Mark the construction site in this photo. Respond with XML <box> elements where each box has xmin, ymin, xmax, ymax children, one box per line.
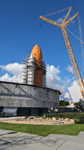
<box><xmin>0</xmin><ymin>44</ymin><xmax>60</xmax><ymax>116</ymax></box>
<box><xmin>0</xmin><ymin>6</ymin><xmax>84</xmax><ymax>116</ymax></box>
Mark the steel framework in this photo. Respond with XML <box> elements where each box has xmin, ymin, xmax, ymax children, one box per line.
<box><xmin>39</xmin><ymin>6</ymin><xmax>84</xmax><ymax>99</ymax></box>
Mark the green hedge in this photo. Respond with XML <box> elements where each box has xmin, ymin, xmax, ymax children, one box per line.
<box><xmin>42</xmin><ymin>112</ymin><xmax>84</xmax><ymax>119</ymax></box>
<box><xmin>75</xmin><ymin>114</ymin><xmax>84</xmax><ymax>124</ymax></box>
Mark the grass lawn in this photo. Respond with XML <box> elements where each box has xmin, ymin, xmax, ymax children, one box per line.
<box><xmin>0</xmin><ymin>122</ymin><xmax>84</xmax><ymax>136</ymax></box>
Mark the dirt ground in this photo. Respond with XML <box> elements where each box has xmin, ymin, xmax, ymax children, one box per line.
<box><xmin>0</xmin><ymin>118</ymin><xmax>74</xmax><ymax>125</ymax></box>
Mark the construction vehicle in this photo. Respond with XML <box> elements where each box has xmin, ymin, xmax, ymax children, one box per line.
<box><xmin>39</xmin><ymin>6</ymin><xmax>84</xmax><ymax>100</ymax></box>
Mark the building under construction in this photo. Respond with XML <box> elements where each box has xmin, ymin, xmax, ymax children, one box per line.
<box><xmin>0</xmin><ymin>45</ymin><xmax>60</xmax><ymax>116</ymax></box>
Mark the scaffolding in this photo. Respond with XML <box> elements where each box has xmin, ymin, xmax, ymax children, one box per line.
<box><xmin>42</xmin><ymin>60</ymin><xmax>46</xmax><ymax>87</ymax></box>
<box><xmin>22</xmin><ymin>55</ymin><xmax>46</xmax><ymax>87</ymax></box>
<box><xmin>22</xmin><ymin>56</ymin><xmax>29</xmax><ymax>84</ymax></box>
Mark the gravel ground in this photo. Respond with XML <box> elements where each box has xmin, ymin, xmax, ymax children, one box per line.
<box><xmin>0</xmin><ymin>118</ymin><xmax>74</xmax><ymax>125</ymax></box>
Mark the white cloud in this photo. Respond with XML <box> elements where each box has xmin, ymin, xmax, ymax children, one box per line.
<box><xmin>60</xmin><ymin>78</ymin><xmax>71</xmax><ymax>91</ymax></box>
<box><xmin>60</xmin><ymin>91</ymin><xmax>71</xmax><ymax>100</ymax></box>
<box><xmin>0</xmin><ymin>63</ymin><xmax>23</xmax><ymax>83</ymax></box>
<box><xmin>0</xmin><ymin>63</ymin><xmax>62</xmax><ymax>89</ymax></box>
<box><xmin>46</xmin><ymin>64</ymin><xmax>61</xmax><ymax>90</ymax></box>
<box><xmin>46</xmin><ymin>64</ymin><xmax>72</xmax><ymax>97</ymax></box>
<box><xmin>47</xmin><ymin>64</ymin><xmax>61</xmax><ymax>80</ymax></box>
<box><xmin>0</xmin><ymin>73</ymin><xmax>21</xmax><ymax>83</ymax></box>
<box><xmin>0</xmin><ymin>73</ymin><xmax>10</xmax><ymax>81</ymax></box>
<box><xmin>0</xmin><ymin>63</ymin><xmax>23</xmax><ymax>76</ymax></box>
<box><xmin>71</xmin><ymin>80</ymin><xmax>78</xmax><ymax>86</ymax></box>
<box><xmin>56</xmin><ymin>10</ymin><xmax>76</xmax><ymax>26</ymax></box>
<box><xmin>66</xmin><ymin>65</ymin><xmax>74</xmax><ymax>74</ymax></box>
<box><xmin>64</xmin><ymin>92</ymin><xmax>70</xmax><ymax>99</ymax></box>
<box><xmin>57</xmin><ymin>17</ymin><xmax>63</xmax><ymax>24</ymax></box>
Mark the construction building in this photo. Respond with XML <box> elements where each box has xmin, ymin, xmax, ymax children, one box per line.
<box><xmin>0</xmin><ymin>45</ymin><xmax>60</xmax><ymax>116</ymax></box>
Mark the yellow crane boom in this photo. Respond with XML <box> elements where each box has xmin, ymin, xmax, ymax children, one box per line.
<box><xmin>60</xmin><ymin>91</ymin><xmax>73</xmax><ymax>105</ymax></box>
<box><xmin>39</xmin><ymin>6</ymin><xmax>84</xmax><ymax>100</ymax></box>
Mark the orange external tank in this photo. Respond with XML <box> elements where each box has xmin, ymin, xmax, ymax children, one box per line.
<box><xmin>31</xmin><ymin>44</ymin><xmax>43</xmax><ymax>67</ymax></box>
<box><xmin>31</xmin><ymin>44</ymin><xmax>43</xmax><ymax>87</ymax></box>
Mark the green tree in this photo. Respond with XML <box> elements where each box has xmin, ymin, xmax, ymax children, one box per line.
<box><xmin>74</xmin><ymin>102</ymin><xmax>81</xmax><ymax>109</ymax></box>
<box><xmin>60</xmin><ymin>100</ymin><xmax>69</xmax><ymax>107</ymax></box>
<box><xmin>74</xmin><ymin>102</ymin><xmax>84</xmax><ymax>112</ymax></box>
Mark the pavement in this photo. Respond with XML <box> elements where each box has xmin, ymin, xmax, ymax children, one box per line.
<box><xmin>0</xmin><ymin>117</ymin><xmax>84</xmax><ymax>150</ymax></box>
<box><xmin>0</xmin><ymin>116</ymin><xmax>22</xmax><ymax>121</ymax></box>
<box><xmin>0</xmin><ymin>129</ymin><xmax>84</xmax><ymax>150</ymax></box>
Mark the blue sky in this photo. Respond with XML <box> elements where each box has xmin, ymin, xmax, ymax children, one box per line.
<box><xmin>0</xmin><ymin>0</ymin><xmax>84</xmax><ymax>100</ymax></box>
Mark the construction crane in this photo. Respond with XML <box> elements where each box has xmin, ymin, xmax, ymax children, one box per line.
<box><xmin>39</xmin><ymin>6</ymin><xmax>84</xmax><ymax>100</ymax></box>
<box><xmin>60</xmin><ymin>91</ymin><xmax>73</xmax><ymax>105</ymax></box>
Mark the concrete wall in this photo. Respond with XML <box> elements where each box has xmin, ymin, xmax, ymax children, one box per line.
<box><xmin>0</xmin><ymin>81</ymin><xmax>60</xmax><ymax>108</ymax></box>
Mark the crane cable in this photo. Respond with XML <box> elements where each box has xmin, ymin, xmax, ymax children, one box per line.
<box><xmin>43</xmin><ymin>7</ymin><xmax>69</xmax><ymax>17</ymax></box>
<box><xmin>43</xmin><ymin>6</ymin><xmax>78</xmax><ymax>18</ymax></box>
<box><xmin>66</xmin><ymin>15</ymin><xmax>84</xmax><ymax>71</ymax></box>
<box><xmin>66</xmin><ymin>27</ymin><xmax>84</xmax><ymax>44</ymax></box>
<box><xmin>78</xmin><ymin>15</ymin><xmax>84</xmax><ymax>71</ymax></box>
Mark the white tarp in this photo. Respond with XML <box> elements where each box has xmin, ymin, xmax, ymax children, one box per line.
<box><xmin>66</xmin><ymin>103</ymin><xmax>75</xmax><ymax>108</ymax></box>
<box><xmin>68</xmin><ymin>85</ymin><xmax>83</xmax><ymax>103</ymax></box>
<box><xmin>69</xmin><ymin>103</ymin><xmax>75</xmax><ymax>108</ymax></box>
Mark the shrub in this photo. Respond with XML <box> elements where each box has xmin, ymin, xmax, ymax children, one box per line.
<box><xmin>42</xmin><ymin>114</ymin><xmax>46</xmax><ymax>119</ymax></box>
<box><xmin>75</xmin><ymin>114</ymin><xmax>84</xmax><ymax>124</ymax></box>
<box><xmin>29</xmin><ymin>116</ymin><xmax>35</xmax><ymax>119</ymax></box>
<box><xmin>16</xmin><ymin>118</ymin><xmax>21</xmax><ymax>121</ymax></box>
<box><xmin>42</xmin><ymin>112</ymin><xmax>84</xmax><ymax>120</ymax></box>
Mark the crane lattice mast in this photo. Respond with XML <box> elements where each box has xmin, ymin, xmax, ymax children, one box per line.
<box><xmin>39</xmin><ymin>6</ymin><xmax>84</xmax><ymax>100</ymax></box>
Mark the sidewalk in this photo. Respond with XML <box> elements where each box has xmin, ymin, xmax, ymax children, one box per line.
<box><xmin>0</xmin><ymin>129</ymin><xmax>84</xmax><ymax>150</ymax></box>
<box><xmin>0</xmin><ymin>116</ymin><xmax>22</xmax><ymax>121</ymax></box>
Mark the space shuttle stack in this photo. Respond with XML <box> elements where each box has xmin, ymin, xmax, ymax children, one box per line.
<box><xmin>21</xmin><ymin>44</ymin><xmax>46</xmax><ymax>87</ymax></box>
